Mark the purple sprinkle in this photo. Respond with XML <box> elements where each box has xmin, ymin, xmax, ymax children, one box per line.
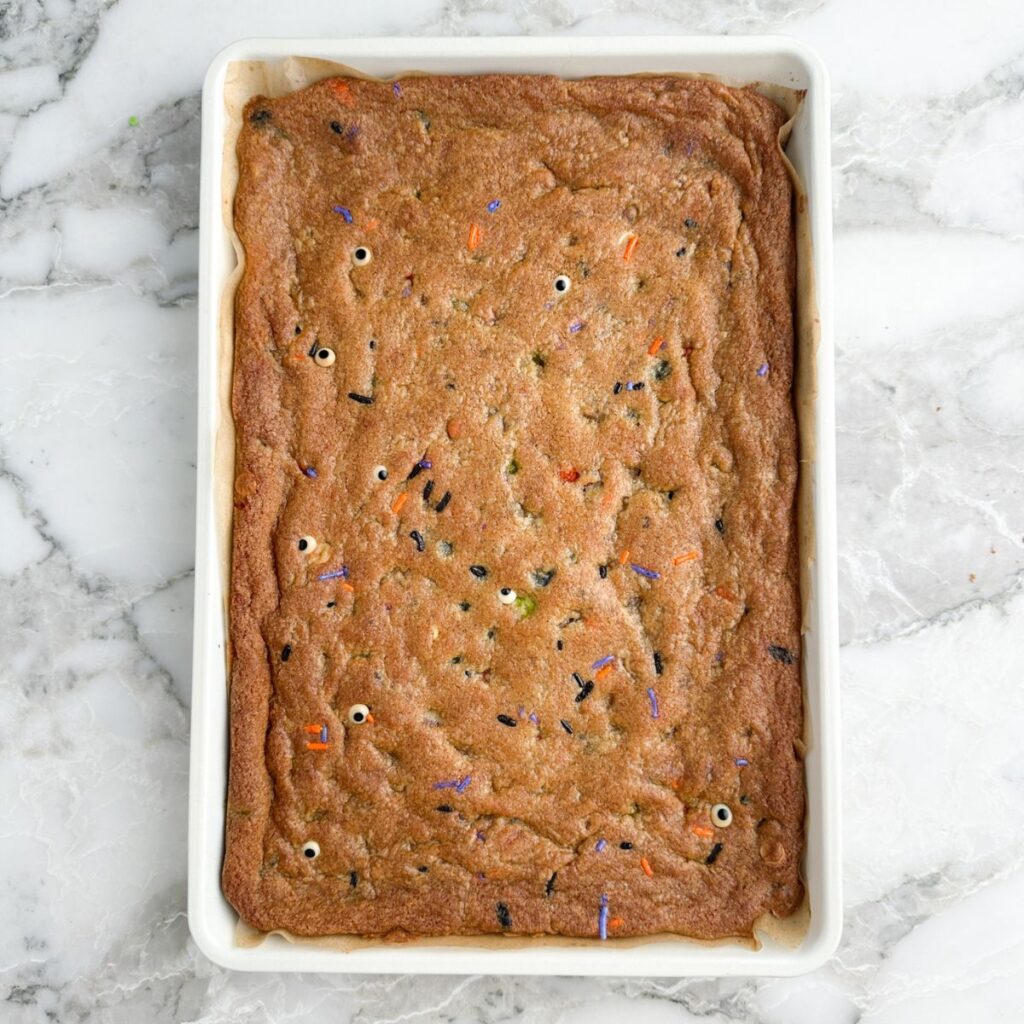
<box><xmin>346</xmin><ymin>125</ymin><xmax>359</xmax><ymax>140</ymax></box>
<box><xmin>487</xmin><ymin>199</ymin><xmax>501</xmax><ymax>213</ymax></box>
<box><xmin>714</xmin><ymin>651</ymin><xmax>725</xmax><ymax>663</ymax></box>
<box><xmin>596</xmin><ymin>838</ymin><xmax>608</xmax><ymax>853</ymax></box>
<box><xmin>320</xmin><ymin>725</ymin><xmax>328</xmax><ymax>743</ymax></box>
<box><xmin>757</xmin><ymin>362</ymin><xmax>770</xmax><ymax>377</ymax></box>
<box><xmin>317</xmin><ymin>566</ymin><xmax>349</xmax><ymax>581</ymax></box>
<box><xmin>401</xmin><ymin>285</ymin><xmax>412</xmax><ymax>298</ymax></box>
<box><xmin>591</xmin><ymin>654</ymin><xmax>614</xmax><ymax>670</ymax></box>
<box><xmin>332</xmin><ymin>205</ymin><xmax>353</xmax><ymax>222</ymax></box>
<box><xmin>392</xmin><ymin>81</ymin><xmax>403</xmax><ymax>97</ymax></box>
<box><xmin>569</xmin><ymin>319</ymin><xmax>584</xmax><ymax>334</ymax></box>
<box><xmin>476</xmin><ymin>871</ymin><xmax>486</xmax><ymax>879</ymax></box>
<box><xmin>599</xmin><ymin>894</ymin><xmax>609</xmax><ymax>940</ymax></box>
<box><xmin>418</xmin><ymin>459</ymin><xmax>432</xmax><ymax>469</ymax></box>
<box><xmin>529</xmin><ymin>712</ymin><xmax>539</xmax><ymax>725</ymax></box>
<box><xmin>303</xmin><ymin>466</ymin><xmax>318</xmax><ymax>478</ymax></box>
<box><xmin>735</xmin><ymin>758</ymin><xmax>749</xmax><ymax>767</ymax></box>
<box><xmin>475</xmin><ymin>831</ymin><xmax>486</xmax><ymax>842</ymax></box>
<box><xmin>630</xmin><ymin>563</ymin><xmax>661</xmax><ymax>580</ymax></box>
<box><xmin>647</xmin><ymin>687</ymin><xmax>660</xmax><ymax>719</ymax></box>
<box><xmin>456</xmin><ymin>775</ymin><xmax>472</xmax><ymax>794</ymax></box>
<box><xmin>518</xmin><ymin>706</ymin><xmax>526</xmax><ymax>718</ymax></box>
<box><xmin>432</xmin><ymin>779</ymin><xmax>457</xmax><ymax>790</ymax></box>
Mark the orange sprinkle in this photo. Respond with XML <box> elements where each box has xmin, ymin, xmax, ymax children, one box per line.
<box><xmin>303</xmin><ymin>724</ymin><xmax>322</xmax><ymax>734</ymax></box>
<box><xmin>595</xmin><ymin>663</ymin><xmax>614</xmax><ymax>681</ymax></box>
<box><xmin>715</xmin><ymin>584</ymin><xmax>739</xmax><ymax>601</ymax></box>
<box><xmin>647</xmin><ymin>336</ymin><xmax>665</xmax><ymax>356</ymax></box>
<box><xmin>672</xmin><ymin>550</ymin><xmax>701</xmax><ymax>566</ymax></box>
<box><xmin>618</xmin><ymin>549</ymin><xmax>630</xmax><ymax>565</ymax></box>
<box><xmin>559</xmin><ymin>467</ymin><xmax>580</xmax><ymax>482</ymax></box>
<box><xmin>340</xmin><ymin>581</ymin><xmax>355</xmax><ymax>593</ymax></box>
<box><xmin>330</xmin><ymin>80</ymin><xmax>355</xmax><ymax>106</ymax></box>
<box><xmin>691</xmin><ymin>825</ymin><xmax>714</xmax><ymax>838</ymax></box>
<box><xmin>669</xmin><ymin>778</ymin><xmax>681</xmax><ymax>790</ymax></box>
<box><xmin>305</xmin><ymin>742</ymin><xmax>329</xmax><ymax>751</ymax></box>
<box><xmin>391</xmin><ymin>492</ymin><xmax>409</xmax><ymax>514</ymax></box>
<box><xmin>623</xmin><ymin>234</ymin><xmax>639</xmax><ymax>262</ymax></box>
<box><xmin>609</xmin><ymin>917</ymin><xmax>624</xmax><ymax>928</ymax></box>
<box><xmin>467</xmin><ymin>223</ymin><xmax>482</xmax><ymax>251</ymax></box>
<box><xmin>365</xmin><ymin>218</ymin><xmax>380</xmax><ymax>230</ymax></box>
<box><xmin>446</xmin><ymin>417</ymin><xmax>463</xmax><ymax>440</ymax></box>
<box><xmin>640</xmin><ymin>856</ymin><xmax>654</xmax><ymax>878</ymax></box>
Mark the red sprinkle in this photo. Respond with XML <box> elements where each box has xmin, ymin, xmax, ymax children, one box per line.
<box><xmin>559</xmin><ymin>467</ymin><xmax>580</xmax><ymax>482</ymax></box>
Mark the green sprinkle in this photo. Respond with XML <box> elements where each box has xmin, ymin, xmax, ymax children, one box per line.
<box><xmin>514</xmin><ymin>593</ymin><xmax>538</xmax><ymax>618</ymax></box>
<box><xmin>507</xmin><ymin>458</ymin><xmax>519</xmax><ymax>475</ymax></box>
<box><xmin>128</xmin><ymin>115</ymin><xmax>139</xmax><ymax>127</ymax></box>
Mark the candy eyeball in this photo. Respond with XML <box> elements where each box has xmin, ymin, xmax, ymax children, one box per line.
<box><xmin>297</xmin><ymin>535</ymin><xmax>317</xmax><ymax>553</ymax></box>
<box><xmin>314</xmin><ymin>347</ymin><xmax>336</xmax><ymax>366</ymax></box>
<box><xmin>498</xmin><ymin>587</ymin><xmax>517</xmax><ymax>605</ymax></box>
<box><xmin>553</xmin><ymin>274</ymin><xmax>571</xmax><ymax>294</ymax></box>
<box><xmin>352</xmin><ymin>246</ymin><xmax>372</xmax><ymax>266</ymax></box>
<box><xmin>301</xmin><ymin>840</ymin><xmax>320</xmax><ymax>859</ymax></box>
<box><xmin>373</xmin><ymin>465</ymin><xmax>389</xmax><ymax>482</ymax></box>
<box><xmin>711</xmin><ymin>803</ymin><xmax>733</xmax><ymax>828</ymax></box>
<box><xmin>348</xmin><ymin>703</ymin><xmax>371</xmax><ymax>725</ymax></box>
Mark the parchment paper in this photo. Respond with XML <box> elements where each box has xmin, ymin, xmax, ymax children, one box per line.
<box><xmin>217</xmin><ymin>57</ymin><xmax>819</xmax><ymax>955</ymax></box>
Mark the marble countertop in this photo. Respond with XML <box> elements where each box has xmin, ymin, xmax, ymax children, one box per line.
<box><xmin>2</xmin><ymin>1</ymin><xmax>1023</xmax><ymax>1021</ymax></box>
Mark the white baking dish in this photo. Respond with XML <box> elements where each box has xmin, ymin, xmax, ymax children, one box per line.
<box><xmin>190</xmin><ymin>35</ymin><xmax>839</xmax><ymax>976</ymax></box>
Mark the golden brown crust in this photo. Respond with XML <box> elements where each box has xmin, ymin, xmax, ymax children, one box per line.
<box><xmin>224</xmin><ymin>74</ymin><xmax>803</xmax><ymax>941</ymax></box>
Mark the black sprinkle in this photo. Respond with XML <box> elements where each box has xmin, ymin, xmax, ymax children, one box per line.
<box><xmin>714</xmin><ymin>517</ymin><xmax>725</xmax><ymax>535</ymax></box>
<box><xmin>620</xmin><ymin>841</ymin><xmax>633</xmax><ymax>850</ymax></box>
<box><xmin>654</xmin><ymin>359</ymin><xmax>672</xmax><ymax>381</ymax></box>
<box><xmin>308</xmin><ymin>339</ymin><xmax>319</xmax><ymax>357</ymax></box>
<box><xmin>556</xmin><ymin>640</ymin><xmax>564</xmax><ymax>651</ymax></box>
<box><xmin>706</xmin><ymin>842</ymin><xmax>724</xmax><ymax>865</ymax></box>
<box><xmin>599</xmin><ymin>564</ymin><xmax>608</xmax><ymax>579</ymax></box>
<box><xmin>572</xmin><ymin>672</ymin><xmax>585</xmax><ymax>688</ymax></box>
<box><xmin>422</xmin><ymin>479</ymin><xmax>435</xmax><ymax>502</ymax></box>
<box><xmin>250</xmin><ymin>108</ymin><xmax>271</xmax><ymax>124</ymax></box>
<box><xmin>294</xmin><ymin>325</ymin><xmax>302</xmax><ymax>335</ymax></box>
<box><xmin>407</xmin><ymin>462</ymin><xmax>424</xmax><ymax>480</ymax></box>
<box><xmin>575</xmin><ymin>681</ymin><xmax>594</xmax><ymax>703</ymax></box>
<box><xmin>369</xmin><ymin>339</ymin><xmax>376</xmax><ymax>350</ymax></box>
<box><xmin>496</xmin><ymin>902</ymin><xmax>512</xmax><ymax>929</ymax></box>
<box><xmin>560</xmin><ymin>719</ymin><xmax>573</xmax><ymax>735</ymax></box>
<box><xmin>675</xmin><ymin>246</ymin><xmax>687</xmax><ymax>257</ymax></box>
<box><xmin>632</xmin><ymin>382</ymin><xmax>646</xmax><ymax>390</ymax></box>
<box><xmin>349</xmin><ymin>871</ymin><xmax>358</xmax><ymax>888</ymax></box>
<box><xmin>434</xmin><ymin>491</ymin><xmax>452</xmax><ymax>513</ymax></box>
<box><xmin>486</xmin><ymin>629</ymin><xmax>496</xmax><ymax>640</ymax></box>
<box><xmin>410</xmin><ymin>530</ymin><xmax>425</xmax><ymax>552</ymax></box>
<box><xmin>532</xmin><ymin>568</ymin><xmax>556</xmax><ymax>588</ymax></box>
<box><xmin>459</xmin><ymin>601</ymin><xmax>471</xmax><ymax>611</ymax></box>
<box><xmin>545</xmin><ymin>872</ymin><xmax>557</xmax><ymax>896</ymax></box>
<box><xmin>436</xmin><ymin>805</ymin><xmax>454</xmax><ymax>813</ymax></box>
<box><xmin>613</xmin><ymin>382</ymin><xmax>623</xmax><ymax>394</ymax></box>
<box><xmin>281</xmin><ymin>644</ymin><xmax>292</xmax><ymax>662</ymax></box>
<box><xmin>330</xmin><ymin>120</ymin><xmax>344</xmax><ymax>134</ymax></box>
<box><xmin>768</xmin><ymin>644</ymin><xmax>796</xmax><ymax>665</ymax></box>
<box><xmin>653</xmin><ymin>651</ymin><xmax>664</xmax><ymax>675</ymax></box>
<box><xmin>739</xmin><ymin>794</ymin><xmax>751</xmax><ymax>805</ymax></box>
<box><xmin>469</xmin><ymin>564</ymin><xmax>488</xmax><ymax>579</ymax></box>
<box><xmin>451</xmin><ymin>655</ymin><xmax>462</xmax><ymax>664</ymax></box>
<box><xmin>667</xmin><ymin>490</ymin><xmax>676</xmax><ymax>501</ymax></box>
<box><xmin>497</xmin><ymin>714</ymin><xmax>517</xmax><ymax>727</ymax></box>
<box><xmin>684</xmin><ymin>217</ymin><xmax>698</xmax><ymax>229</ymax></box>
<box><xmin>418</xmin><ymin>865</ymin><xmax>429</xmax><ymax>873</ymax></box>
<box><xmin>347</xmin><ymin>392</ymin><xmax>373</xmax><ymax>405</ymax></box>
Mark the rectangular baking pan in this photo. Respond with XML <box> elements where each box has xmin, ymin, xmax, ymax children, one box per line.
<box><xmin>190</xmin><ymin>35</ymin><xmax>840</xmax><ymax>976</ymax></box>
